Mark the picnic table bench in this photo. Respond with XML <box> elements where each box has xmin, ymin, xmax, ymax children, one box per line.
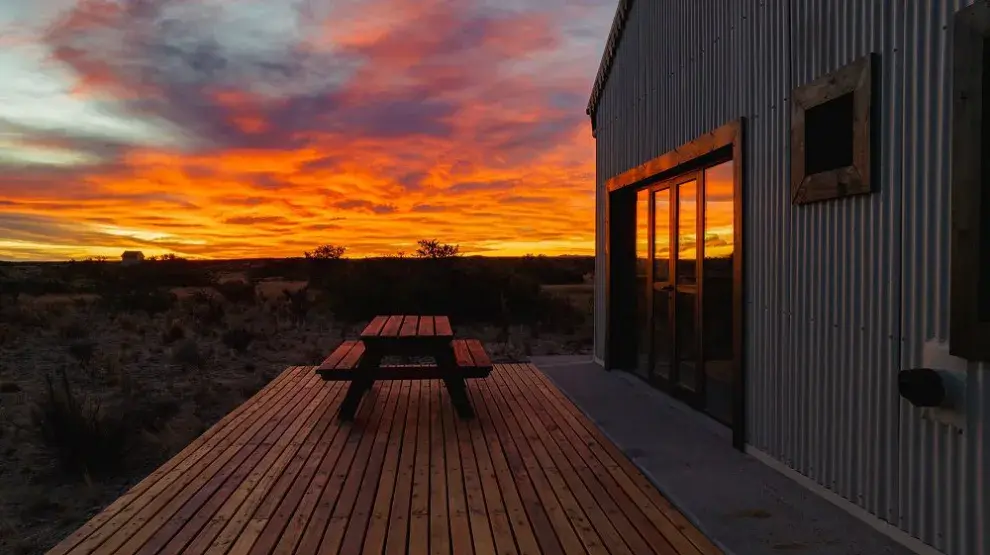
<box><xmin>317</xmin><ymin>315</ymin><xmax>492</xmax><ymax>420</ymax></box>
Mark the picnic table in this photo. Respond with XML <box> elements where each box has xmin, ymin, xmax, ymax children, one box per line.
<box><xmin>317</xmin><ymin>315</ymin><xmax>493</xmax><ymax>420</ymax></box>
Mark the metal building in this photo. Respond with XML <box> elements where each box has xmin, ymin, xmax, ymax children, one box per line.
<box><xmin>587</xmin><ymin>2</ymin><xmax>990</xmax><ymax>554</ymax></box>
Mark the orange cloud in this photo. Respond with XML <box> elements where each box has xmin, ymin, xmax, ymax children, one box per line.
<box><xmin>0</xmin><ymin>0</ymin><xmax>614</xmax><ymax>261</ymax></box>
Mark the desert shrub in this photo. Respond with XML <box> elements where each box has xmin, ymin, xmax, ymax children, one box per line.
<box><xmin>283</xmin><ymin>287</ymin><xmax>310</xmax><ymax>322</ymax></box>
<box><xmin>117</xmin><ymin>258</ymin><xmax>214</xmax><ymax>288</ymax></box>
<box><xmin>246</xmin><ymin>258</ymin><xmax>308</xmax><ymax>281</ymax></box>
<box><xmin>0</xmin><ymin>323</ymin><xmax>18</xmax><ymax>348</ymax></box>
<box><xmin>31</xmin><ymin>371</ymin><xmax>133</xmax><ymax>478</ymax></box>
<box><xmin>517</xmin><ymin>254</ymin><xmax>594</xmax><ymax>285</ymax></box>
<box><xmin>57</xmin><ymin>318</ymin><xmax>89</xmax><ymax>340</ymax></box>
<box><xmin>214</xmin><ymin>280</ymin><xmax>257</xmax><ymax>304</ymax></box>
<box><xmin>162</xmin><ymin>321</ymin><xmax>186</xmax><ymax>344</ymax></box>
<box><xmin>171</xmin><ymin>339</ymin><xmax>204</xmax><ymax>369</ymax></box>
<box><xmin>186</xmin><ymin>290</ymin><xmax>225</xmax><ymax>327</ymax></box>
<box><xmin>67</xmin><ymin>340</ymin><xmax>96</xmax><ymax>367</ymax></box>
<box><xmin>221</xmin><ymin>327</ymin><xmax>254</xmax><ymax>353</ymax></box>
<box><xmin>100</xmin><ymin>286</ymin><xmax>176</xmax><ymax>315</ymax></box>
<box><xmin>0</xmin><ymin>381</ymin><xmax>21</xmax><ymax>393</ymax></box>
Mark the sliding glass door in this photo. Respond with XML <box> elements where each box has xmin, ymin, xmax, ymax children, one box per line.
<box><xmin>631</xmin><ymin>160</ymin><xmax>736</xmax><ymax>424</ymax></box>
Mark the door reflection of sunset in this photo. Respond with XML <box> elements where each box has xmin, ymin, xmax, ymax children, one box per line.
<box><xmin>632</xmin><ymin>160</ymin><xmax>734</xmax><ymax>265</ymax></box>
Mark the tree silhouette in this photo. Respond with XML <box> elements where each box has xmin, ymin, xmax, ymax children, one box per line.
<box><xmin>304</xmin><ymin>244</ymin><xmax>347</xmax><ymax>260</ymax></box>
<box><xmin>415</xmin><ymin>239</ymin><xmax>459</xmax><ymax>259</ymax></box>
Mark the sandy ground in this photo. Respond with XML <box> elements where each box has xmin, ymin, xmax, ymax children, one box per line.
<box><xmin>0</xmin><ymin>286</ymin><xmax>590</xmax><ymax>554</ymax></box>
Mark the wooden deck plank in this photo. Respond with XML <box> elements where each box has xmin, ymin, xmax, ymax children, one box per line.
<box><xmin>200</xmin><ymin>383</ymin><xmax>347</xmax><ymax>555</ymax></box>
<box><xmin>143</xmin><ymin>377</ymin><xmax>339</xmax><ymax>555</ymax></box>
<box><xmin>453</xmin><ymin>386</ymin><xmax>497</xmax><ymax>555</ymax></box>
<box><xmin>345</xmin><ymin>380</ymin><xmax>410</xmax><ymax>554</ymax></box>
<box><xmin>474</xmin><ymin>377</ymin><xmax>572</xmax><ymax>555</ymax></box>
<box><xmin>467</xmin><ymin>382</ymin><xmax>542</xmax><ymax>555</ymax></box>
<box><xmin>294</xmin><ymin>383</ymin><xmax>393</xmax><ymax>555</ymax></box>
<box><xmin>407</xmin><ymin>378</ymin><xmax>432</xmax><ymax>553</ymax></box>
<box><xmin>428</xmin><ymin>379</ymin><xmax>450</xmax><ymax>555</ymax></box>
<box><xmin>46</xmin><ymin>367</ymin><xmax>301</xmax><ymax>555</ymax></box>
<box><xmin>442</xmin><ymin>378</ymin><xmax>474</xmax><ymax>555</ymax></box>
<box><xmin>257</xmin><ymin>379</ymin><xmax>381</xmax><ymax>555</ymax></box>
<box><xmin>317</xmin><ymin>381</ymin><xmax>402</xmax><ymax>554</ymax></box>
<box><xmin>511</xmin><ymin>364</ymin><xmax>681</xmax><ymax>555</ymax></box>
<box><xmin>522</xmin><ymin>365</ymin><xmax>721</xmax><ymax>555</ymax></box>
<box><xmin>488</xmin><ymin>368</ymin><xmax>609</xmax><ymax>555</ymax></box>
<box><xmin>504</xmin><ymin>365</ymin><xmax>660</xmax><ymax>555</ymax></box>
<box><xmin>116</xmin><ymin>370</ymin><xmax>327</xmax><ymax>554</ymax></box>
<box><xmin>457</xmin><ymin>385</ymin><xmax>515</xmax><ymax>555</ymax></box>
<box><xmin>382</xmin><ymin>381</ymin><xmax>421</xmax><ymax>555</ymax></box>
<box><xmin>496</xmin><ymin>365</ymin><xmax>642</xmax><ymax>555</ymax></box>
<box><xmin>64</xmin><ymin>368</ymin><xmax>311</xmax><ymax>555</ymax></box>
<box><xmin>51</xmin><ymin>363</ymin><xmax>723</xmax><ymax>555</ymax></box>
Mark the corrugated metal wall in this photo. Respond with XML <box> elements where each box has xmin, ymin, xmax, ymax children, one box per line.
<box><xmin>591</xmin><ymin>1</ymin><xmax>989</xmax><ymax>554</ymax></box>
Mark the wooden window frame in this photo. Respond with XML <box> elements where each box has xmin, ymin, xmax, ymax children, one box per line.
<box><xmin>790</xmin><ymin>53</ymin><xmax>877</xmax><ymax>205</ymax></box>
<box><xmin>951</xmin><ymin>2</ymin><xmax>990</xmax><ymax>361</ymax></box>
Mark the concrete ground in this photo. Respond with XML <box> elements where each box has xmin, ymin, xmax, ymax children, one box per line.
<box><xmin>530</xmin><ymin>355</ymin><xmax>921</xmax><ymax>555</ymax></box>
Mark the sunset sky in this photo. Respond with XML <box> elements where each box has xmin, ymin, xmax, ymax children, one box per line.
<box><xmin>0</xmin><ymin>0</ymin><xmax>614</xmax><ymax>261</ymax></box>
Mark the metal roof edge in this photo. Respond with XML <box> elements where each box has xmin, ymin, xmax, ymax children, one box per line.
<box><xmin>586</xmin><ymin>0</ymin><xmax>634</xmax><ymax>135</ymax></box>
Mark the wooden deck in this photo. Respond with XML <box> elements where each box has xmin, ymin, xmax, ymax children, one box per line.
<box><xmin>48</xmin><ymin>363</ymin><xmax>722</xmax><ymax>555</ymax></box>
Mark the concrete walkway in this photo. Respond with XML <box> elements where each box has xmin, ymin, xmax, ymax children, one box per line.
<box><xmin>531</xmin><ymin>355</ymin><xmax>921</xmax><ymax>555</ymax></box>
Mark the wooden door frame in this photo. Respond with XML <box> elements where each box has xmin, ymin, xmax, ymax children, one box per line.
<box><xmin>603</xmin><ymin>119</ymin><xmax>746</xmax><ymax>450</ymax></box>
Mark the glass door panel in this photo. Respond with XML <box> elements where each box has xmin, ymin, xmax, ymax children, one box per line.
<box><xmin>702</xmin><ymin>161</ymin><xmax>735</xmax><ymax>423</ymax></box>
<box><xmin>634</xmin><ymin>188</ymin><xmax>651</xmax><ymax>379</ymax></box>
<box><xmin>652</xmin><ymin>189</ymin><xmax>672</xmax><ymax>380</ymax></box>
<box><xmin>675</xmin><ymin>180</ymin><xmax>699</xmax><ymax>391</ymax></box>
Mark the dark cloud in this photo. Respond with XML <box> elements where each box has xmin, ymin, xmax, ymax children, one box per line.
<box><xmin>248</xmin><ymin>174</ymin><xmax>292</xmax><ymax>190</ymax></box>
<box><xmin>223</xmin><ymin>215</ymin><xmax>290</xmax><ymax>226</ymax></box>
<box><xmin>331</xmin><ymin>199</ymin><xmax>397</xmax><ymax>214</ymax></box>
<box><xmin>410</xmin><ymin>204</ymin><xmax>445</xmax><ymax>213</ymax></box>
<box><xmin>501</xmin><ymin>195</ymin><xmax>555</xmax><ymax>204</ymax></box>
<box><xmin>447</xmin><ymin>180</ymin><xmax>519</xmax><ymax>193</ymax></box>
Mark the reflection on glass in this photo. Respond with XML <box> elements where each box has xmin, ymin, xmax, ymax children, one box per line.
<box><xmin>653</xmin><ymin>189</ymin><xmax>671</xmax><ymax>379</ymax></box>
<box><xmin>677</xmin><ymin>181</ymin><xmax>698</xmax><ymax>284</ymax></box>
<box><xmin>635</xmin><ymin>188</ymin><xmax>650</xmax><ymax>379</ymax></box>
<box><xmin>654</xmin><ymin>190</ymin><xmax>671</xmax><ymax>283</ymax></box>
<box><xmin>702</xmin><ymin>161</ymin><xmax>734</xmax><ymax>424</ymax></box>
<box><xmin>676</xmin><ymin>181</ymin><xmax>698</xmax><ymax>390</ymax></box>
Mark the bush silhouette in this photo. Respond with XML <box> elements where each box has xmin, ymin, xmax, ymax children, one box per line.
<box><xmin>31</xmin><ymin>371</ymin><xmax>133</xmax><ymax>479</ymax></box>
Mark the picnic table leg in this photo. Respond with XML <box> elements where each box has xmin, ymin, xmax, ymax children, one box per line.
<box><xmin>339</xmin><ymin>379</ymin><xmax>372</xmax><ymax>421</ymax></box>
<box><xmin>443</xmin><ymin>377</ymin><xmax>474</xmax><ymax>419</ymax></box>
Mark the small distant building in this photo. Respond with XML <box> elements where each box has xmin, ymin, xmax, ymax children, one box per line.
<box><xmin>120</xmin><ymin>251</ymin><xmax>144</xmax><ymax>266</ymax></box>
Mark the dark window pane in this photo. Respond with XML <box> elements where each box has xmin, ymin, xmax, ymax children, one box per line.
<box><xmin>805</xmin><ymin>93</ymin><xmax>854</xmax><ymax>174</ymax></box>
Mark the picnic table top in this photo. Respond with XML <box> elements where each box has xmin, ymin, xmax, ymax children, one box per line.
<box><xmin>360</xmin><ymin>315</ymin><xmax>453</xmax><ymax>340</ymax></box>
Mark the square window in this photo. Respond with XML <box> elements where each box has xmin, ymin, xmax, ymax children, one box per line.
<box><xmin>804</xmin><ymin>93</ymin><xmax>854</xmax><ymax>175</ymax></box>
<box><xmin>790</xmin><ymin>54</ymin><xmax>876</xmax><ymax>205</ymax></box>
